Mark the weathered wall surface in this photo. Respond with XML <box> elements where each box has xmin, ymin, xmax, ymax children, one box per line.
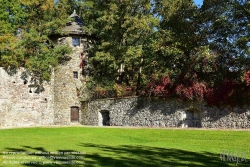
<box><xmin>0</xmin><ymin>67</ymin><xmax>54</xmax><ymax>127</ymax></box>
<box><xmin>0</xmin><ymin>36</ymin><xmax>93</xmax><ymax>127</ymax></box>
<box><xmin>81</xmin><ymin>97</ymin><xmax>250</xmax><ymax>129</ymax></box>
<box><xmin>53</xmin><ymin>36</ymin><xmax>92</xmax><ymax>124</ymax></box>
<box><xmin>200</xmin><ymin>106</ymin><xmax>250</xmax><ymax>128</ymax></box>
<box><xmin>81</xmin><ymin>97</ymin><xmax>194</xmax><ymax>127</ymax></box>
<box><xmin>53</xmin><ymin>67</ymin><xmax>79</xmax><ymax>125</ymax></box>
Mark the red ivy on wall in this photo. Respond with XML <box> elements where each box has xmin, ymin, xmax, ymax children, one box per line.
<box><xmin>79</xmin><ymin>54</ymin><xmax>84</xmax><ymax>75</ymax></box>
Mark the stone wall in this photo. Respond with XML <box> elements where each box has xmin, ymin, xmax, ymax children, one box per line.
<box><xmin>1</xmin><ymin>65</ymin><xmax>250</xmax><ymax>128</ymax></box>
<box><xmin>200</xmin><ymin>106</ymin><xmax>250</xmax><ymax>128</ymax></box>
<box><xmin>81</xmin><ymin>97</ymin><xmax>250</xmax><ymax>129</ymax></box>
<box><xmin>0</xmin><ymin>67</ymin><xmax>54</xmax><ymax>127</ymax></box>
<box><xmin>81</xmin><ymin>97</ymin><xmax>191</xmax><ymax>127</ymax></box>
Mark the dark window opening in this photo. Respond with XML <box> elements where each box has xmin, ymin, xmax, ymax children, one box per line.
<box><xmin>186</xmin><ymin>109</ymin><xmax>201</xmax><ymax>127</ymax></box>
<box><xmin>73</xmin><ymin>71</ymin><xmax>78</xmax><ymax>79</ymax></box>
<box><xmin>72</xmin><ymin>37</ymin><xmax>80</xmax><ymax>47</ymax></box>
<box><xmin>100</xmin><ymin>110</ymin><xmax>110</xmax><ymax>126</ymax></box>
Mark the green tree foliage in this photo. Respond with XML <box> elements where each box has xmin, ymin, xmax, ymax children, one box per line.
<box><xmin>199</xmin><ymin>0</ymin><xmax>250</xmax><ymax>106</ymax></box>
<box><xmin>201</xmin><ymin>0</ymin><xmax>249</xmax><ymax>54</ymax></box>
<box><xmin>1</xmin><ymin>0</ymin><xmax>249</xmax><ymax>105</ymax></box>
<box><xmin>84</xmin><ymin>0</ymin><xmax>250</xmax><ymax>106</ymax></box>
<box><xmin>0</xmin><ymin>0</ymin><xmax>72</xmax><ymax>84</ymax></box>
<box><xmin>152</xmin><ymin>0</ymin><xmax>204</xmax><ymax>81</ymax></box>
<box><xmin>141</xmin><ymin>0</ymin><xmax>249</xmax><ymax>106</ymax></box>
<box><xmin>83</xmin><ymin>0</ymin><xmax>159</xmax><ymax>93</ymax></box>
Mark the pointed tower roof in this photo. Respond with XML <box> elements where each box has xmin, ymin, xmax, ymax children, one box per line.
<box><xmin>63</xmin><ymin>10</ymin><xmax>85</xmax><ymax>35</ymax></box>
<box><xmin>49</xmin><ymin>10</ymin><xmax>95</xmax><ymax>40</ymax></box>
<box><xmin>69</xmin><ymin>9</ymin><xmax>78</xmax><ymax>17</ymax></box>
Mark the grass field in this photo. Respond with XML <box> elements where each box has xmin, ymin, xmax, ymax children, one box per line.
<box><xmin>0</xmin><ymin>126</ymin><xmax>249</xmax><ymax>167</ymax></box>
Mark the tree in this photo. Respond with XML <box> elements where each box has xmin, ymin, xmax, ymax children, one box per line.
<box><xmin>0</xmin><ymin>0</ymin><xmax>72</xmax><ymax>85</ymax></box>
<box><xmin>83</xmin><ymin>0</ymin><xmax>158</xmax><ymax>94</ymax></box>
<box><xmin>1</xmin><ymin>0</ymin><xmax>249</xmax><ymax>105</ymax></box>
<box><xmin>145</xmin><ymin>0</ymin><xmax>209</xmax><ymax>100</ymax></box>
<box><xmin>198</xmin><ymin>0</ymin><xmax>250</xmax><ymax>106</ymax></box>
<box><xmin>146</xmin><ymin>0</ymin><xmax>250</xmax><ymax>106</ymax></box>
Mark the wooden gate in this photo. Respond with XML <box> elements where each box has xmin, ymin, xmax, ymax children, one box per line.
<box><xmin>71</xmin><ymin>106</ymin><xmax>79</xmax><ymax>122</ymax></box>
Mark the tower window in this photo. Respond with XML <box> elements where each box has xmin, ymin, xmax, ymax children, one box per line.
<box><xmin>73</xmin><ymin>71</ymin><xmax>78</xmax><ymax>79</ymax></box>
<box><xmin>72</xmin><ymin>37</ymin><xmax>80</xmax><ymax>46</ymax></box>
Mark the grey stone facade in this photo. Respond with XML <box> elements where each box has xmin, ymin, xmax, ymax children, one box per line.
<box><xmin>81</xmin><ymin>97</ymin><xmax>250</xmax><ymax>129</ymax></box>
<box><xmin>200</xmin><ymin>105</ymin><xmax>250</xmax><ymax>128</ymax></box>
<box><xmin>0</xmin><ymin>36</ymin><xmax>92</xmax><ymax>127</ymax></box>
<box><xmin>0</xmin><ymin>11</ymin><xmax>92</xmax><ymax>127</ymax></box>
<box><xmin>53</xmin><ymin>37</ymin><xmax>91</xmax><ymax>125</ymax></box>
<box><xmin>51</xmin><ymin>10</ymin><xmax>93</xmax><ymax>125</ymax></box>
<box><xmin>0</xmin><ymin>67</ymin><xmax>54</xmax><ymax>127</ymax></box>
<box><xmin>0</xmin><ymin>69</ymin><xmax>250</xmax><ymax>128</ymax></box>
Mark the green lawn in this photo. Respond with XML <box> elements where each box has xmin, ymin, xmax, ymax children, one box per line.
<box><xmin>0</xmin><ymin>127</ymin><xmax>249</xmax><ymax>167</ymax></box>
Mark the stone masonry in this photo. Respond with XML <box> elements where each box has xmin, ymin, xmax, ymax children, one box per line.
<box><xmin>1</xmin><ymin>69</ymin><xmax>250</xmax><ymax>128</ymax></box>
<box><xmin>81</xmin><ymin>97</ymin><xmax>250</xmax><ymax>129</ymax></box>
<box><xmin>0</xmin><ymin>11</ymin><xmax>93</xmax><ymax>127</ymax></box>
<box><xmin>53</xmin><ymin>37</ymin><xmax>92</xmax><ymax>125</ymax></box>
<box><xmin>0</xmin><ymin>67</ymin><xmax>54</xmax><ymax>127</ymax></box>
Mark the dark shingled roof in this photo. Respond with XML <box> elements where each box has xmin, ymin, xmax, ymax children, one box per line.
<box><xmin>63</xmin><ymin>10</ymin><xmax>86</xmax><ymax>35</ymax></box>
<box><xmin>49</xmin><ymin>10</ymin><xmax>97</xmax><ymax>40</ymax></box>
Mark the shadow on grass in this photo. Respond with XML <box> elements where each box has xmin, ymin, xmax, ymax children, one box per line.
<box><xmin>1</xmin><ymin>146</ymin><xmax>85</xmax><ymax>167</ymax></box>
<box><xmin>80</xmin><ymin>143</ymin><xmax>250</xmax><ymax>167</ymax></box>
<box><xmin>1</xmin><ymin>144</ymin><xmax>249</xmax><ymax>167</ymax></box>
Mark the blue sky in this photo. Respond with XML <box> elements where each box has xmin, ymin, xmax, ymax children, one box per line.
<box><xmin>194</xmin><ymin>0</ymin><xmax>203</xmax><ymax>6</ymax></box>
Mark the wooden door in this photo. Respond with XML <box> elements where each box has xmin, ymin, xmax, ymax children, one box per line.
<box><xmin>71</xmin><ymin>107</ymin><xmax>79</xmax><ymax>122</ymax></box>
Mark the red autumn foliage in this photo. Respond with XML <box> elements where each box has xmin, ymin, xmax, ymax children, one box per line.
<box><xmin>144</xmin><ymin>73</ymin><xmax>250</xmax><ymax>107</ymax></box>
<box><xmin>205</xmin><ymin>80</ymin><xmax>235</xmax><ymax>106</ymax></box>
<box><xmin>244</xmin><ymin>72</ymin><xmax>250</xmax><ymax>86</ymax></box>
<box><xmin>175</xmin><ymin>82</ymin><xmax>207</xmax><ymax>101</ymax></box>
<box><xmin>146</xmin><ymin>75</ymin><xmax>171</xmax><ymax>97</ymax></box>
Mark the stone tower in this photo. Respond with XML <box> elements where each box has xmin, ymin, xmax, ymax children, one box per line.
<box><xmin>52</xmin><ymin>10</ymin><xmax>93</xmax><ymax>125</ymax></box>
